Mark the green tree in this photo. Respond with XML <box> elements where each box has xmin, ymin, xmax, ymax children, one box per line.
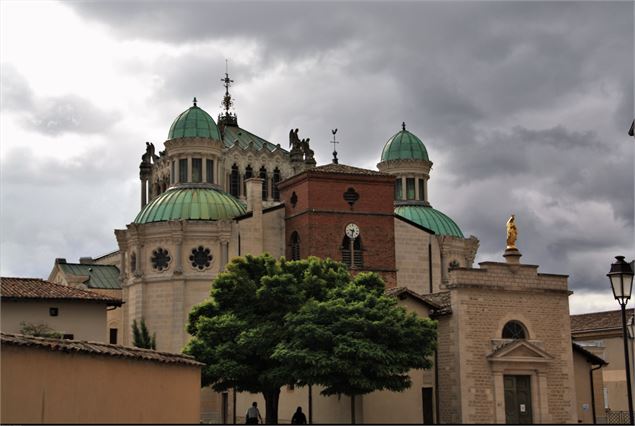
<box><xmin>272</xmin><ymin>272</ymin><xmax>437</xmax><ymax>424</ymax></box>
<box><xmin>19</xmin><ymin>321</ymin><xmax>62</xmax><ymax>339</ymax></box>
<box><xmin>184</xmin><ymin>254</ymin><xmax>436</xmax><ymax>424</ymax></box>
<box><xmin>184</xmin><ymin>254</ymin><xmax>350</xmax><ymax>424</ymax></box>
<box><xmin>132</xmin><ymin>318</ymin><xmax>156</xmax><ymax>349</ymax></box>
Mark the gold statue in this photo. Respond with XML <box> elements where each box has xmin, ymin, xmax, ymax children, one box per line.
<box><xmin>506</xmin><ymin>214</ymin><xmax>517</xmax><ymax>249</ymax></box>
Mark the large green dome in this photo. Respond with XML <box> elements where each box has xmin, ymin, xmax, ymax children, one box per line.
<box><xmin>134</xmin><ymin>185</ymin><xmax>246</xmax><ymax>224</ymax></box>
<box><xmin>168</xmin><ymin>100</ymin><xmax>221</xmax><ymax>140</ymax></box>
<box><xmin>381</xmin><ymin>124</ymin><xmax>429</xmax><ymax>162</ymax></box>
<box><xmin>395</xmin><ymin>205</ymin><xmax>463</xmax><ymax>237</ymax></box>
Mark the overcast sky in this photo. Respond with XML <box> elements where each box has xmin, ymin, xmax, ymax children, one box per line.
<box><xmin>1</xmin><ymin>1</ymin><xmax>633</xmax><ymax>314</ymax></box>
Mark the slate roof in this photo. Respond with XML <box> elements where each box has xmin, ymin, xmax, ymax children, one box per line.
<box><xmin>310</xmin><ymin>163</ymin><xmax>390</xmax><ymax>176</ymax></box>
<box><xmin>1</xmin><ymin>277</ymin><xmax>122</xmax><ymax>306</ymax></box>
<box><xmin>1</xmin><ymin>333</ymin><xmax>203</xmax><ymax>367</ymax></box>
<box><xmin>57</xmin><ymin>263</ymin><xmax>121</xmax><ymax>289</ymax></box>
<box><xmin>570</xmin><ymin>309</ymin><xmax>634</xmax><ymax>333</ymax></box>
<box><xmin>223</xmin><ymin>125</ymin><xmax>285</xmax><ymax>153</ymax></box>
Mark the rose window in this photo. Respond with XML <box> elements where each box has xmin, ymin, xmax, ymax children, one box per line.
<box><xmin>190</xmin><ymin>246</ymin><xmax>212</xmax><ymax>270</ymax></box>
<box><xmin>151</xmin><ymin>248</ymin><xmax>171</xmax><ymax>271</ymax></box>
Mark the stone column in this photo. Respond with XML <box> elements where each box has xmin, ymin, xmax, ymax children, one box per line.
<box><xmin>493</xmin><ymin>371</ymin><xmax>505</xmax><ymax>424</ymax></box>
<box><xmin>175</xmin><ymin>158</ymin><xmax>180</xmax><ymax>183</ymax></box>
<box><xmin>140</xmin><ymin>179</ymin><xmax>147</xmax><ymax>208</ymax></box>
<box><xmin>401</xmin><ymin>177</ymin><xmax>407</xmax><ymax>200</ymax></box>
<box><xmin>187</xmin><ymin>157</ymin><xmax>192</xmax><ymax>183</ymax></box>
<box><xmin>220</xmin><ymin>240</ymin><xmax>229</xmax><ymax>271</ymax></box>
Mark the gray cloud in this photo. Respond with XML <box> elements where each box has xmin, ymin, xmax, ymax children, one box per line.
<box><xmin>1</xmin><ymin>64</ymin><xmax>120</xmax><ymax>136</ymax></box>
<box><xmin>2</xmin><ymin>1</ymin><xmax>631</xmax><ymax>304</ymax></box>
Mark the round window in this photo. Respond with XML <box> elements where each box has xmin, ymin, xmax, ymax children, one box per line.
<box><xmin>190</xmin><ymin>246</ymin><xmax>212</xmax><ymax>270</ymax></box>
<box><xmin>151</xmin><ymin>248</ymin><xmax>171</xmax><ymax>271</ymax></box>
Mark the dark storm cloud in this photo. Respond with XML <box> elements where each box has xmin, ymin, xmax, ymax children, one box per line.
<box><xmin>51</xmin><ymin>1</ymin><xmax>634</xmax><ymax>301</ymax></box>
<box><xmin>1</xmin><ymin>64</ymin><xmax>119</xmax><ymax>136</ymax></box>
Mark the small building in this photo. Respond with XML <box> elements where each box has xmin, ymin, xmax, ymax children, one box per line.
<box><xmin>48</xmin><ymin>257</ymin><xmax>124</xmax><ymax>343</ymax></box>
<box><xmin>1</xmin><ymin>332</ymin><xmax>202</xmax><ymax>424</ymax></box>
<box><xmin>572</xmin><ymin>342</ymin><xmax>608</xmax><ymax>424</ymax></box>
<box><xmin>1</xmin><ymin>277</ymin><xmax>121</xmax><ymax>342</ymax></box>
<box><xmin>571</xmin><ymin>309</ymin><xmax>635</xmax><ymax>422</ymax></box>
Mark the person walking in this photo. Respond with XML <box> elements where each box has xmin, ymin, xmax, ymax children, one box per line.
<box><xmin>245</xmin><ymin>401</ymin><xmax>263</xmax><ymax>424</ymax></box>
<box><xmin>291</xmin><ymin>406</ymin><xmax>307</xmax><ymax>424</ymax></box>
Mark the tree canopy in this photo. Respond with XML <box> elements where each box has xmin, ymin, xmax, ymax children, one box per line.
<box><xmin>184</xmin><ymin>254</ymin><xmax>437</xmax><ymax>424</ymax></box>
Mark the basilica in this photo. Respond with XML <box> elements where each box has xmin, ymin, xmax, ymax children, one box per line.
<box><xmin>51</xmin><ymin>72</ymin><xmax>601</xmax><ymax>424</ymax></box>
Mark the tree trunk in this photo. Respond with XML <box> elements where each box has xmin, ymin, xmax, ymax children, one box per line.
<box><xmin>350</xmin><ymin>394</ymin><xmax>356</xmax><ymax>424</ymax></box>
<box><xmin>263</xmin><ymin>388</ymin><xmax>280</xmax><ymax>424</ymax></box>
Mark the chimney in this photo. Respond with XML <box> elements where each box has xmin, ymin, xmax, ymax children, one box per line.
<box><xmin>244</xmin><ymin>177</ymin><xmax>264</xmax><ymax>255</ymax></box>
<box><xmin>55</xmin><ymin>258</ymin><xmax>67</xmax><ymax>264</ymax></box>
<box><xmin>79</xmin><ymin>257</ymin><xmax>94</xmax><ymax>265</ymax></box>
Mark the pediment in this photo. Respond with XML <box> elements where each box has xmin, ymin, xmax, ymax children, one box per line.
<box><xmin>487</xmin><ymin>339</ymin><xmax>553</xmax><ymax>363</ymax></box>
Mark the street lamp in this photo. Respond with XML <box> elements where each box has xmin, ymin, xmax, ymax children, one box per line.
<box><xmin>607</xmin><ymin>255</ymin><xmax>634</xmax><ymax>424</ymax></box>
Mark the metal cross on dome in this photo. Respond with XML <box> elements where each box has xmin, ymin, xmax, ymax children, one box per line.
<box><xmin>221</xmin><ymin>59</ymin><xmax>234</xmax><ymax>113</ymax></box>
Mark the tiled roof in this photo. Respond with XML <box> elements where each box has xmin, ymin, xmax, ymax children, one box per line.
<box><xmin>223</xmin><ymin>125</ymin><xmax>285</xmax><ymax>153</ymax></box>
<box><xmin>422</xmin><ymin>291</ymin><xmax>452</xmax><ymax>315</ymax></box>
<box><xmin>1</xmin><ymin>277</ymin><xmax>122</xmax><ymax>306</ymax></box>
<box><xmin>385</xmin><ymin>287</ymin><xmax>452</xmax><ymax>315</ymax></box>
<box><xmin>572</xmin><ymin>342</ymin><xmax>608</xmax><ymax>366</ymax></box>
<box><xmin>570</xmin><ymin>309</ymin><xmax>634</xmax><ymax>333</ymax></box>
<box><xmin>1</xmin><ymin>333</ymin><xmax>203</xmax><ymax>367</ymax></box>
<box><xmin>57</xmin><ymin>263</ymin><xmax>121</xmax><ymax>289</ymax></box>
<box><xmin>310</xmin><ymin>163</ymin><xmax>390</xmax><ymax>176</ymax></box>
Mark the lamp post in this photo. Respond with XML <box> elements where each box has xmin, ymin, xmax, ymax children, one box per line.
<box><xmin>607</xmin><ymin>255</ymin><xmax>634</xmax><ymax>424</ymax></box>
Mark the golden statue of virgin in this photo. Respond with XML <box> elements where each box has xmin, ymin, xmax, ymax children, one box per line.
<box><xmin>506</xmin><ymin>214</ymin><xmax>517</xmax><ymax>249</ymax></box>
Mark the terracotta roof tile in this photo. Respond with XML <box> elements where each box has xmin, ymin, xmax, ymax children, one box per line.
<box><xmin>1</xmin><ymin>333</ymin><xmax>202</xmax><ymax>367</ymax></box>
<box><xmin>1</xmin><ymin>277</ymin><xmax>122</xmax><ymax>306</ymax></box>
<box><xmin>385</xmin><ymin>287</ymin><xmax>452</xmax><ymax>315</ymax></box>
<box><xmin>570</xmin><ymin>309</ymin><xmax>634</xmax><ymax>333</ymax></box>
<box><xmin>310</xmin><ymin>163</ymin><xmax>389</xmax><ymax>176</ymax></box>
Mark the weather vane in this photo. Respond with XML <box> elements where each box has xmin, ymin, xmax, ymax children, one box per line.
<box><xmin>331</xmin><ymin>128</ymin><xmax>339</xmax><ymax>164</ymax></box>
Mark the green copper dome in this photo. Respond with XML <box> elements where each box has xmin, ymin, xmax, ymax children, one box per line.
<box><xmin>168</xmin><ymin>99</ymin><xmax>221</xmax><ymax>140</ymax></box>
<box><xmin>381</xmin><ymin>124</ymin><xmax>429</xmax><ymax>162</ymax></box>
<box><xmin>134</xmin><ymin>185</ymin><xmax>246</xmax><ymax>224</ymax></box>
<box><xmin>395</xmin><ymin>205</ymin><xmax>464</xmax><ymax>237</ymax></box>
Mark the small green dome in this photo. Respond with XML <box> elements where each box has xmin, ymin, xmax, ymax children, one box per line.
<box><xmin>168</xmin><ymin>99</ymin><xmax>221</xmax><ymax>140</ymax></box>
<box><xmin>134</xmin><ymin>185</ymin><xmax>246</xmax><ymax>224</ymax></box>
<box><xmin>381</xmin><ymin>124</ymin><xmax>429</xmax><ymax>161</ymax></box>
<box><xmin>395</xmin><ymin>205</ymin><xmax>463</xmax><ymax>237</ymax></box>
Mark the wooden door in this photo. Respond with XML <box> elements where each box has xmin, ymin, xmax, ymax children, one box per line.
<box><xmin>504</xmin><ymin>375</ymin><xmax>532</xmax><ymax>424</ymax></box>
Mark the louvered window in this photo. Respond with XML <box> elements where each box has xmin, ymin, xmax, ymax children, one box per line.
<box><xmin>341</xmin><ymin>235</ymin><xmax>363</xmax><ymax>268</ymax></box>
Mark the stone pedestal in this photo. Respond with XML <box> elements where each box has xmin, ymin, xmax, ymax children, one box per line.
<box><xmin>503</xmin><ymin>247</ymin><xmax>522</xmax><ymax>264</ymax></box>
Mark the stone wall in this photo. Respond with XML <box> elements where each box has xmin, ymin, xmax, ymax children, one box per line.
<box><xmin>440</xmin><ymin>259</ymin><xmax>577</xmax><ymax>424</ymax></box>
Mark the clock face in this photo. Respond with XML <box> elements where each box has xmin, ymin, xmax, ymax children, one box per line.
<box><xmin>345</xmin><ymin>223</ymin><xmax>360</xmax><ymax>239</ymax></box>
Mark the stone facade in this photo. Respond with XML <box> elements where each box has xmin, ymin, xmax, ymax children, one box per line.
<box><xmin>438</xmin><ymin>257</ymin><xmax>578</xmax><ymax>424</ymax></box>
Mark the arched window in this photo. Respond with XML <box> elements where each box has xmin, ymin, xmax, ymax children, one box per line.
<box><xmin>502</xmin><ymin>321</ymin><xmax>527</xmax><ymax>339</ymax></box>
<box><xmin>341</xmin><ymin>235</ymin><xmax>363</xmax><ymax>268</ymax></box>
<box><xmin>230</xmin><ymin>164</ymin><xmax>240</xmax><ymax>197</ymax></box>
<box><xmin>290</xmin><ymin>231</ymin><xmax>300</xmax><ymax>260</ymax></box>
<box><xmin>243</xmin><ymin>165</ymin><xmax>253</xmax><ymax>196</ymax></box>
<box><xmin>272</xmin><ymin>168</ymin><xmax>281</xmax><ymax>201</ymax></box>
<box><xmin>259</xmin><ymin>166</ymin><xmax>268</xmax><ymax>200</ymax></box>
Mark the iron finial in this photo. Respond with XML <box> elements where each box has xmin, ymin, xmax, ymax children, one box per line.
<box><xmin>331</xmin><ymin>128</ymin><xmax>339</xmax><ymax>164</ymax></box>
<box><xmin>402</xmin><ymin>122</ymin><xmax>406</xmax><ymax>131</ymax></box>
<box><xmin>193</xmin><ymin>97</ymin><xmax>197</xmax><ymax>107</ymax></box>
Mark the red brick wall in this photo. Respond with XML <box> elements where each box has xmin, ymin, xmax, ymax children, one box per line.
<box><xmin>280</xmin><ymin>171</ymin><xmax>397</xmax><ymax>288</ymax></box>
